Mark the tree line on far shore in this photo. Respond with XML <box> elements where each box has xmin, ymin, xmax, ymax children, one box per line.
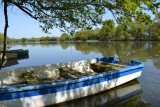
<box><xmin>61</xmin><ymin>19</ymin><xmax>160</xmax><ymax>41</ymax></box>
<box><xmin>0</xmin><ymin>19</ymin><xmax>160</xmax><ymax>43</ymax></box>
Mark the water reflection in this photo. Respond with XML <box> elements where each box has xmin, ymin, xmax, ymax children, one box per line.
<box><xmin>0</xmin><ymin>42</ymin><xmax>160</xmax><ymax>106</ymax></box>
<box><xmin>1</xmin><ymin>42</ymin><xmax>160</xmax><ymax>70</ymax></box>
<box><xmin>17</xmin><ymin>54</ymin><xmax>29</xmax><ymax>60</ymax></box>
<box><xmin>48</xmin><ymin>80</ymin><xmax>150</xmax><ymax>107</ymax></box>
<box><xmin>72</xmin><ymin>42</ymin><xmax>160</xmax><ymax>69</ymax></box>
<box><xmin>153</xmin><ymin>56</ymin><xmax>160</xmax><ymax>69</ymax></box>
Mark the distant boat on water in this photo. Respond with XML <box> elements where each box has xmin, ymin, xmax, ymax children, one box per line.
<box><xmin>0</xmin><ymin>49</ymin><xmax>29</xmax><ymax>60</ymax></box>
<box><xmin>0</xmin><ymin>52</ymin><xmax>17</xmax><ymax>60</ymax></box>
<box><xmin>8</xmin><ymin>49</ymin><xmax>29</xmax><ymax>57</ymax></box>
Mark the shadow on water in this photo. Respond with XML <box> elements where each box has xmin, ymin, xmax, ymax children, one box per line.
<box><xmin>0</xmin><ymin>54</ymin><xmax>29</xmax><ymax>69</ymax></box>
<box><xmin>0</xmin><ymin>59</ymin><xmax>19</xmax><ymax>68</ymax></box>
<box><xmin>47</xmin><ymin>79</ymin><xmax>150</xmax><ymax>107</ymax></box>
<box><xmin>2</xmin><ymin>41</ymin><xmax>160</xmax><ymax>70</ymax></box>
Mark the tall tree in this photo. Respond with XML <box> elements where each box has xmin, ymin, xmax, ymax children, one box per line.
<box><xmin>1</xmin><ymin>0</ymin><xmax>8</xmax><ymax>68</ymax></box>
<box><xmin>60</xmin><ymin>33</ymin><xmax>70</xmax><ymax>41</ymax></box>
<box><xmin>147</xmin><ymin>22</ymin><xmax>160</xmax><ymax>40</ymax></box>
<box><xmin>115</xmin><ymin>24</ymin><xmax>131</xmax><ymax>40</ymax></box>
<box><xmin>2</xmin><ymin>0</ymin><xmax>159</xmax><ymax>33</ymax></box>
<box><xmin>128</xmin><ymin>21</ymin><xmax>147</xmax><ymax>40</ymax></box>
<box><xmin>99</xmin><ymin>19</ymin><xmax>115</xmax><ymax>40</ymax></box>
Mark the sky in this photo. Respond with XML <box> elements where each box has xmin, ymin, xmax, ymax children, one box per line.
<box><xmin>0</xmin><ymin>6</ymin><xmax>62</xmax><ymax>39</ymax></box>
<box><xmin>0</xmin><ymin>4</ymin><xmax>158</xmax><ymax>39</ymax></box>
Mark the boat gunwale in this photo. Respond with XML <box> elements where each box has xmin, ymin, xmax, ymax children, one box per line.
<box><xmin>0</xmin><ymin>60</ymin><xmax>144</xmax><ymax>94</ymax></box>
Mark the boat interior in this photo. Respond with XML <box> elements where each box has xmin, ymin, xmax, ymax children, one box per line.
<box><xmin>0</xmin><ymin>57</ymin><xmax>128</xmax><ymax>87</ymax></box>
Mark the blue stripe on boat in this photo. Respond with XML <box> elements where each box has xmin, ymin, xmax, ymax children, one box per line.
<box><xmin>0</xmin><ymin>67</ymin><xmax>143</xmax><ymax>101</ymax></box>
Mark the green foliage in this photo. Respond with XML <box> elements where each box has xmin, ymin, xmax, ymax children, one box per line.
<box><xmin>127</xmin><ymin>21</ymin><xmax>147</xmax><ymax>40</ymax></box>
<box><xmin>110</xmin><ymin>0</ymin><xmax>158</xmax><ymax>22</ymax></box>
<box><xmin>4</xmin><ymin>0</ymin><xmax>107</xmax><ymax>33</ymax></box>
<box><xmin>73</xmin><ymin>29</ymin><xmax>100</xmax><ymax>41</ymax></box>
<box><xmin>4</xmin><ymin>20</ymin><xmax>160</xmax><ymax>42</ymax></box>
<box><xmin>115</xmin><ymin>24</ymin><xmax>131</xmax><ymax>40</ymax></box>
<box><xmin>69</xmin><ymin>19</ymin><xmax>160</xmax><ymax>41</ymax></box>
<box><xmin>49</xmin><ymin>37</ymin><xmax>58</xmax><ymax>41</ymax></box>
<box><xmin>39</xmin><ymin>36</ymin><xmax>57</xmax><ymax>41</ymax></box>
<box><xmin>0</xmin><ymin>32</ymin><xmax>14</xmax><ymax>43</ymax></box>
<box><xmin>147</xmin><ymin>22</ymin><xmax>160</xmax><ymax>40</ymax></box>
<box><xmin>44</xmin><ymin>36</ymin><xmax>50</xmax><ymax>41</ymax></box>
<box><xmin>0</xmin><ymin>33</ymin><xmax>3</xmax><ymax>43</ymax></box>
<box><xmin>91</xmin><ymin>29</ymin><xmax>101</xmax><ymax>40</ymax></box>
<box><xmin>30</xmin><ymin>37</ymin><xmax>37</xmax><ymax>42</ymax></box>
<box><xmin>74</xmin><ymin>30</ymin><xmax>90</xmax><ymax>41</ymax></box>
<box><xmin>11</xmin><ymin>36</ymin><xmax>58</xmax><ymax>42</ymax></box>
<box><xmin>21</xmin><ymin>38</ymin><xmax>27</xmax><ymax>43</ymax></box>
<box><xmin>2</xmin><ymin>0</ymin><xmax>158</xmax><ymax>34</ymax></box>
<box><xmin>99</xmin><ymin>20</ymin><xmax>115</xmax><ymax>40</ymax></box>
<box><xmin>39</xmin><ymin>37</ymin><xmax>46</xmax><ymax>41</ymax></box>
<box><xmin>60</xmin><ymin>33</ymin><xmax>70</xmax><ymax>41</ymax></box>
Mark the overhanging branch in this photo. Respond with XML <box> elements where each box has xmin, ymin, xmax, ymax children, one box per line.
<box><xmin>13</xmin><ymin>2</ymin><xmax>37</xmax><ymax>20</ymax></box>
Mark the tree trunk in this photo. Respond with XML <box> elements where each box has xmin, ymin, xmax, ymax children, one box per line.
<box><xmin>0</xmin><ymin>0</ymin><xmax>8</xmax><ymax>69</ymax></box>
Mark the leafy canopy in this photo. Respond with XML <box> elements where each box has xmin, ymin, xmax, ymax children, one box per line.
<box><xmin>1</xmin><ymin>0</ymin><xmax>160</xmax><ymax>34</ymax></box>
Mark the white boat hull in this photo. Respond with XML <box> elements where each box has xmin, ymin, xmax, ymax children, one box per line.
<box><xmin>0</xmin><ymin>71</ymin><xmax>142</xmax><ymax>107</ymax></box>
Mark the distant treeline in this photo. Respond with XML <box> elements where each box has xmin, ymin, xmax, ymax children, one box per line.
<box><xmin>0</xmin><ymin>32</ymin><xmax>14</xmax><ymax>43</ymax></box>
<box><xmin>64</xmin><ymin>20</ymin><xmax>160</xmax><ymax>41</ymax></box>
<box><xmin>0</xmin><ymin>20</ymin><xmax>160</xmax><ymax>43</ymax></box>
<box><xmin>0</xmin><ymin>33</ymin><xmax>59</xmax><ymax>43</ymax></box>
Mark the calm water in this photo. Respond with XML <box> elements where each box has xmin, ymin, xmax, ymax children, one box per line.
<box><xmin>0</xmin><ymin>42</ymin><xmax>160</xmax><ymax>107</ymax></box>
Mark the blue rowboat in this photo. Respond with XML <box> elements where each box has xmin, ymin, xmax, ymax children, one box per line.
<box><xmin>0</xmin><ymin>56</ymin><xmax>144</xmax><ymax>107</ymax></box>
